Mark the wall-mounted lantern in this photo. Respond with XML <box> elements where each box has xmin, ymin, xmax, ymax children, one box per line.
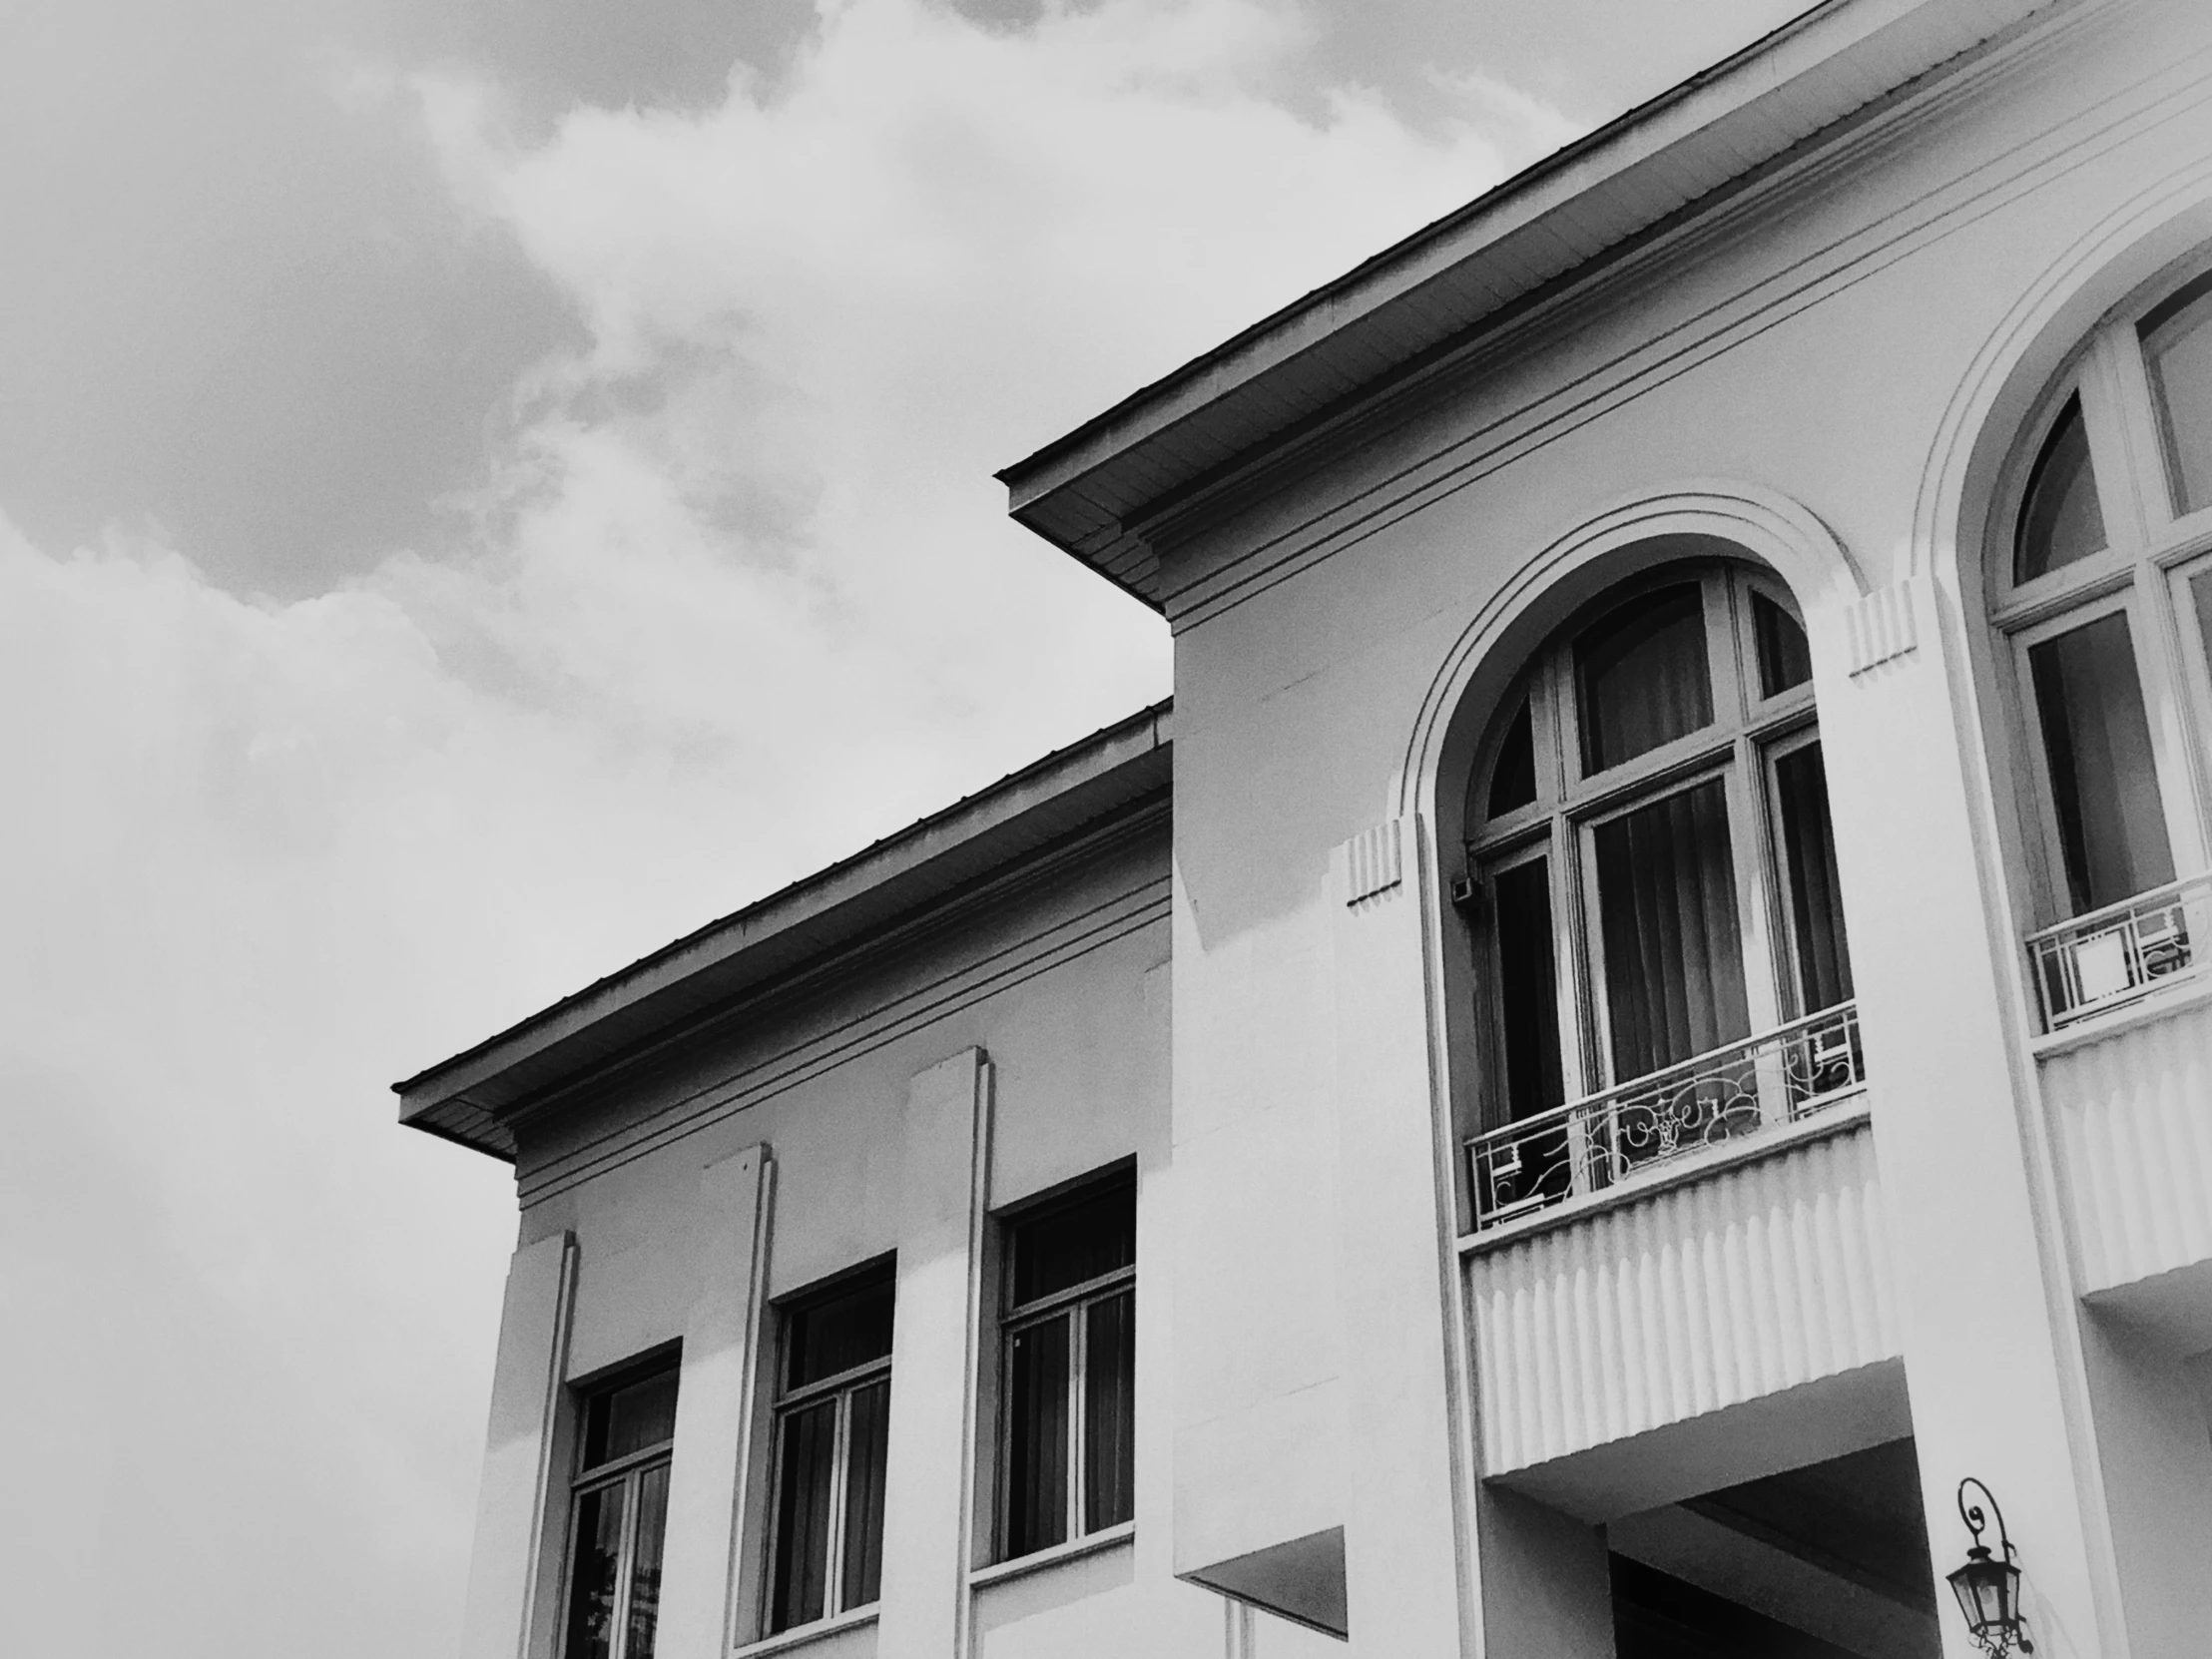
<box><xmin>1946</xmin><ymin>1478</ymin><xmax>2033</xmax><ymax>1656</ymax></box>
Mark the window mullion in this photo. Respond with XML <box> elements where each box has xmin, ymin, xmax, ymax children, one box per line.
<box><xmin>608</xmin><ymin>1467</ymin><xmax>641</xmax><ymax>1659</ymax></box>
<box><xmin>2079</xmin><ymin>329</ymin><xmax>2158</xmax><ymax>554</ymax></box>
<box><xmin>2129</xmin><ymin>575</ymin><xmax>2212</xmax><ymax>875</ymax></box>
<box><xmin>1552</xmin><ymin>814</ymin><xmax>1595</xmax><ymax>1096</ymax></box>
<box><xmin>1728</xmin><ymin>739</ymin><xmax>1788</xmax><ymax>1034</ymax></box>
<box><xmin>1068</xmin><ymin>1299</ymin><xmax>1088</xmax><ymax>1538</ymax></box>
<box><xmin>825</xmin><ymin>1390</ymin><xmax>852</xmax><ymax>1618</ymax></box>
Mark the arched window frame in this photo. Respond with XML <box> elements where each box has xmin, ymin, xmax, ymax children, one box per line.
<box><xmin>1987</xmin><ymin>258</ymin><xmax>2212</xmax><ymax>939</ymax></box>
<box><xmin>1463</xmin><ymin>558</ymin><xmax>1843</xmax><ymax>1129</ymax></box>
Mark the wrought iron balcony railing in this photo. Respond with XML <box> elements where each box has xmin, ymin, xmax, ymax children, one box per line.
<box><xmin>1463</xmin><ymin>1002</ymin><xmax>1867</xmax><ymax>1232</ymax></box>
<box><xmin>2027</xmin><ymin>873</ymin><xmax>2212</xmax><ymax>1030</ymax></box>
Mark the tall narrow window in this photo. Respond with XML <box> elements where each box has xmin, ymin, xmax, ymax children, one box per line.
<box><xmin>1772</xmin><ymin>740</ymin><xmax>1854</xmax><ymax>1014</ymax></box>
<box><xmin>2027</xmin><ymin>612</ymin><xmax>2175</xmax><ymax>914</ymax></box>
<box><xmin>1491</xmin><ymin>854</ymin><xmax>1564</xmax><ymax>1120</ymax></box>
<box><xmin>564</xmin><ymin>1356</ymin><xmax>679</xmax><ymax>1659</ymax></box>
<box><xmin>1001</xmin><ymin>1173</ymin><xmax>1136</xmax><ymax>1560</ymax></box>
<box><xmin>769</xmin><ymin>1266</ymin><xmax>894</xmax><ymax>1634</ymax></box>
<box><xmin>1989</xmin><ymin>258</ymin><xmax>2212</xmax><ymax>1031</ymax></box>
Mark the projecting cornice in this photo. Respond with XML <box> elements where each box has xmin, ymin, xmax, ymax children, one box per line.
<box><xmin>394</xmin><ymin>701</ymin><xmax>1172</xmax><ymax>1159</ymax></box>
<box><xmin>997</xmin><ymin>0</ymin><xmax>2063</xmax><ymax>610</ymax></box>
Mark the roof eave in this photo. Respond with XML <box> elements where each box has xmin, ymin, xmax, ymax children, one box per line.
<box><xmin>396</xmin><ymin>700</ymin><xmax>1173</xmax><ymax>1158</ymax></box>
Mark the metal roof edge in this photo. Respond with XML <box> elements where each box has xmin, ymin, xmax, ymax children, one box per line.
<box><xmin>395</xmin><ymin>699</ymin><xmax>1173</xmax><ymax>1151</ymax></box>
<box><xmin>997</xmin><ymin>0</ymin><xmax>2053</xmax><ymax>537</ymax></box>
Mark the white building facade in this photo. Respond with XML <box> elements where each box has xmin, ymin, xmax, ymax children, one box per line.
<box><xmin>402</xmin><ymin>1</ymin><xmax>2212</xmax><ymax>1653</ymax></box>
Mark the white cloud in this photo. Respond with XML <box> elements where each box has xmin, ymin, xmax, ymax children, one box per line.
<box><xmin>0</xmin><ymin>3</ymin><xmax>1572</xmax><ymax>1651</ymax></box>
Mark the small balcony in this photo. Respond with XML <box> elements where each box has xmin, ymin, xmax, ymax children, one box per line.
<box><xmin>2026</xmin><ymin>872</ymin><xmax>2212</xmax><ymax>1030</ymax></box>
<box><xmin>1458</xmin><ymin>1004</ymin><xmax>1897</xmax><ymax>1506</ymax></box>
<box><xmin>1463</xmin><ymin>1003</ymin><xmax>1868</xmax><ymax>1233</ymax></box>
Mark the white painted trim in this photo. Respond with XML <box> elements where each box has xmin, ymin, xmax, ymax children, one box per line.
<box><xmin>967</xmin><ymin>1522</ymin><xmax>1136</xmax><ymax>1590</ymax></box>
<box><xmin>731</xmin><ymin>1605</ymin><xmax>879</xmax><ymax>1659</ymax></box>
<box><xmin>2030</xmin><ymin>965</ymin><xmax>2212</xmax><ymax>1059</ymax></box>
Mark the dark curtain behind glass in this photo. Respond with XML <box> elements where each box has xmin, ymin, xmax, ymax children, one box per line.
<box><xmin>1487</xmin><ymin>700</ymin><xmax>1538</xmax><ymax>817</ymax></box>
<box><xmin>1576</xmin><ymin>585</ymin><xmax>1713</xmax><ymax>773</ymax></box>
<box><xmin>625</xmin><ymin>1463</ymin><xmax>670</xmax><ymax>1659</ymax></box>
<box><xmin>1492</xmin><ymin>857</ymin><xmax>1564</xmax><ymax>1121</ymax></box>
<box><xmin>1594</xmin><ymin>780</ymin><xmax>1751</xmax><ymax>1082</ymax></box>
<box><xmin>839</xmin><ymin>1380</ymin><xmax>890</xmax><ymax>1609</ymax></box>
<box><xmin>583</xmin><ymin>1368</ymin><xmax>679</xmax><ymax>1468</ymax></box>
<box><xmin>1774</xmin><ymin>744</ymin><xmax>1854</xmax><ymax>1013</ymax></box>
<box><xmin>770</xmin><ymin>1399</ymin><xmax>838</xmax><ymax>1632</ymax></box>
<box><xmin>1005</xmin><ymin>1315</ymin><xmax>1071</xmax><ymax>1555</ymax></box>
<box><xmin>563</xmin><ymin>1483</ymin><xmax>626</xmax><ymax>1659</ymax></box>
<box><xmin>2015</xmin><ymin>397</ymin><xmax>2106</xmax><ymax>581</ymax></box>
<box><xmin>1012</xmin><ymin>1187</ymin><xmax>1134</xmax><ymax>1304</ymax></box>
<box><xmin>787</xmin><ymin>1276</ymin><xmax>894</xmax><ymax>1389</ymax></box>
<box><xmin>1752</xmin><ymin>594</ymin><xmax>1813</xmax><ymax>698</ymax></box>
<box><xmin>2194</xmin><ymin>573</ymin><xmax>2212</xmax><ymax>679</ymax></box>
<box><xmin>1082</xmin><ymin>1291</ymin><xmax>1136</xmax><ymax>1533</ymax></box>
<box><xmin>2029</xmin><ymin>613</ymin><xmax>2175</xmax><ymax>913</ymax></box>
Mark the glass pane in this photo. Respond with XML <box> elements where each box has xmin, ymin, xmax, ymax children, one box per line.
<box><xmin>1082</xmin><ymin>1291</ymin><xmax>1136</xmax><ymax>1534</ymax></box>
<box><xmin>1752</xmin><ymin>593</ymin><xmax>1813</xmax><ymax>698</ymax></box>
<box><xmin>626</xmin><ymin>1463</ymin><xmax>670</xmax><ymax>1659</ymax></box>
<box><xmin>1577</xmin><ymin>584</ymin><xmax>1714</xmax><ymax>773</ymax></box>
<box><xmin>839</xmin><ymin>1380</ymin><xmax>890</xmax><ymax>1610</ymax></box>
<box><xmin>1005</xmin><ymin>1313</ymin><xmax>1070</xmax><ymax>1557</ymax></box>
<box><xmin>2194</xmin><ymin>570</ymin><xmax>2212</xmax><ymax>674</ymax></box>
<box><xmin>2029</xmin><ymin>612</ymin><xmax>2175</xmax><ymax>914</ymax></box>
<box><xmin>1486</xmin><ymin>699</ymin><xmax>1537</xmax><ymax>817</ymax></box>
<box><xmin>582</xmin><ymin>1365</ymin><xmax>680</xmax><ymax>1469</ymax></box>
<box><xmin>2014</xmin><ymin>396</ymin><xmax>2105</xmax><ymax>582</ymax></box>
<box><xmin>787</xmin><ymin>1271</ymin><xmax>894</xmax><ymax>1389</ymax></box>
<box><xmin>769</xmin><ymin>1399</ymin><xmax>838</xmax><ymax>1632</ymax></box>
<box><xmin>562</xmin><ymin>1481</ymin><xmax>627</xmax><ymax>1659</ymax></box>
<box><xmin>1492</xmin><ymin>858</ymin><xmax>1564</xmax><ymax>1121</ymax></box>
<box><xmin>2142</xmin><ymin>272</ymin><xmax>2212</xmax><ymax>515</ymax></box>
<box><xmin>1011</xmin><ymin>1184</ymin><xmax>1135</xmax><ymax>1306</ymax></box>
<box><xmin>1773</xmin><ymin>744</ymin><xmax>1854</xmax><ymax>1013</ymax></box>
<box><xmin>1593</xmin><ymin>779</ymin><xmax>1752</xmax><ymax>1084</ymax></box>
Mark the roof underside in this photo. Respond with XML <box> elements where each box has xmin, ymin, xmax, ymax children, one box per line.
<box><xmin>396</xmin><ymin>702</ymin><xmax>1172</xmax><ymax>1159</ymax></box>
<box><xmin>998</xmin><ymin>0</ymin><xmax>2055</xmax><ymax>607</ymax></box>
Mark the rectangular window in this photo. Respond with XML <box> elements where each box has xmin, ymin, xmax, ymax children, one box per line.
<box><xmin>1491</xmin><ymin>853</ymin><xmax>1564</xmax><ymax>1121</ymax></box>
<box><xmin>769</xmin><ymin>1265</ymin><xmax>895</xmax><ymax>1634</ymax></box>
<box><xmin>1771</xmin><ymin>739</ymin><xmax>1854</xmax><ymax>1015</ymax></box>
<box><xmin>1000</xmin><ymin>1174</ymin><xmax>1136</xmax><ymax>1560</ymax></box>
<box><xmin>563</xmin><ymin>1356</ymin><xmax>680</xmax><ymax>1659</ymax></box>
<box><xmin>2027</xmin><ymin>610</ymin><xmax>2175</xmax><ymax>914</ymax></box>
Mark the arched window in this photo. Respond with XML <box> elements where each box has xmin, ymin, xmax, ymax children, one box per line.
<box><xmin>1992</xmin><ymin>262</ymin><xmax>2212</xmax><ymax>1025</ymax></box>
<box><xmin>1462</xmin><ymin>560</ymin><xmax>1860</xmax><ymax>1225</ymax></box>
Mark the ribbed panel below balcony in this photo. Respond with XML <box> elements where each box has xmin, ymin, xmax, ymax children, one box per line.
<box><xmin>1464</xmin><ymin>1117</ymin><xmax>1899</xmax><ymax>1477</ymax></box>
<box><xmin>2044</xmin><ymin>993</ymin><xmax>2212</xmax><ymax>1296</ymax></box>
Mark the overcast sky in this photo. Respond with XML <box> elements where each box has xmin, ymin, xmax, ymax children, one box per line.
<box><xmin>0</xmin><ymin>1</ymin><xmax>1808</xmax><ymax>1650</ymax></box>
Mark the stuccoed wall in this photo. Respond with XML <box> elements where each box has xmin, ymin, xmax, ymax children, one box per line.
<box><xmin>471</xmin><ymin>817</ymin><xmax>1327</xmax><ymax>1658</ymax></box>
<box><xmin>1158</xmin><ymin>0</ymin><xmax>2212</xmax><ymax>1652</ymax></box>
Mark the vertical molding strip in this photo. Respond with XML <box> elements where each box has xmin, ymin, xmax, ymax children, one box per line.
<box><xmin>657</xmin><ymin>1145</ymin><xmax>774</xmax><ymax>1657</ymax></box>
<box><xmin>459</xmin><ymin>1229</ymin><xmax>576</xmax><ymax>1659</ymax></box>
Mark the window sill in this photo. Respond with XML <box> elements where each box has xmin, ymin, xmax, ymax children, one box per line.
<box><xmin>969</xmin><ymin>1522</ymin><xmax>1135</xmax><ymax>1590</ymax></box>
<box><xmin>2031</xmin><ymin>965</ymin><xmax>2212</xmax><ymax>1058</ymax></box>
<box><xmin>734</xmin><ymin>1606</ymin><xmax>880</xmax><ymax>1657</ymax></box>
<box><xmin>1457</xmin><ymin>1094</ymin><xmax>1872</xmax><ymax>1255</ymax></box>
